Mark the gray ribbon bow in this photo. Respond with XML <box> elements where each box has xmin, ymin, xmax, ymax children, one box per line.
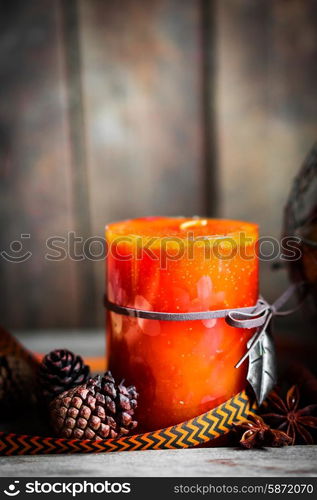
<box><xmin>104</xmin><ymin>283</ymin><xmax>306</xmax><ymax>405</ymax></box>
<box><xmin>226</xmin><ymin>283</ymin><xmax>306</xmax><ymax>404</ymax></box>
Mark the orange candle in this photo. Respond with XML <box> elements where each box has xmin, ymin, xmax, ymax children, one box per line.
<box><xmin>106</xmin><ymin>217</ymin><xmax>258</xmax><ymax>432</ymax></box>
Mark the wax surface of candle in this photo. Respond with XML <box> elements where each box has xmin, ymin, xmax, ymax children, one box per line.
<box><xmin>106</xmin><ymin>217</ymin><xmax>258</xmax><ymax>431</ymax></box>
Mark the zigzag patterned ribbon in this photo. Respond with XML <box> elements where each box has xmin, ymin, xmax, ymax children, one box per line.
<box><xmin>0</xmin><ymin>390</ymin><xmax>257</xmax><ymax>456</ymax></box>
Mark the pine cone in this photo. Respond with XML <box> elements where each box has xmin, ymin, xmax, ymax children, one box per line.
<box><xmin>0</xmin><ymin>326</ymin><xmax>40</xmax><ymax>419</ymax></box>
<box><xmin>39</xmin><ymin>349</ymin><xmax>90</xmax><ymax>401</ymax></box>
<box><xmin>0</xmin><ymin>356</ymin><xmax>13</xmax><ymax>411</ymax></box>
<box><xmin>49</xmin><ymin>371</ymin><xmax>138</xmax><ymax>440</ymax></box>
<box><xmin>0</xmin><ymin>354</ymin><xmax>38</xmax><ymax>416</ymax></box>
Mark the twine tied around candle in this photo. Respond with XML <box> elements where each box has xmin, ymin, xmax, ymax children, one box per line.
<box><xmin>104</xmin><ymin>282</ymin><xmax>307</xmax><ymax>404</ymax></box>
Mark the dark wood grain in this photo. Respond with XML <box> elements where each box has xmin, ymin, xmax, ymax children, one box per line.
<box><xmin>60</xmin><ymin>0</ymin><xmax>97</xmax><ymax>325</ymax></box>
<box><xmin>79</xmin><ymin>0</ymin><xmax>204</xmax><ymax>226</ymax></box>
<box><xmin>201</xmin><ymin>0</ymin><xmax>219</xmax><ymax>216</ymax></box>
<box><xmin>215</xmin><ymin>0</ymin><xmax>317</xmax><ymax>302</ymax></box>
<box><xmin>0</xmin><ymin>0</ymin><xmax>80</xmax><ymax>328</ymax></box>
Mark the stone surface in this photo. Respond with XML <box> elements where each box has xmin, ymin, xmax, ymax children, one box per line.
<box><xmin>0</xmin><ymin>446</ymin><xmax>316</xmax><ymax>477</ymax></box>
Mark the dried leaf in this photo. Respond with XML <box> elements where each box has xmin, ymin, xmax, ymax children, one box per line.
<box><xmin>247</xmin><ymin>330</ymin><xmax>277</xmax><ymax>405</ymax></box>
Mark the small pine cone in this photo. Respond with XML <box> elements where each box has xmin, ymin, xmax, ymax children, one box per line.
<box><xmin>49</xmin><ymin>371</ymin><xmax>138</xmax><ymax>440</ymax></box>
<box><xmin>39</xmin><ymin>349</ymin><xmax>90</xmax><ymax>401</ymax></box>
<box><xmin>0</xmin><ymin>354</ymin><xmax>38</xmax><ymax>416</ymax></box>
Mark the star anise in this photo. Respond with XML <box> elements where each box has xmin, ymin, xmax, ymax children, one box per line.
<box><xmin>233</xmin><ymin>414</ymin><xmax>292</xmax><ymax>449</ymax></box>
<box><xmin>261</xmin><ymin>385</ymin><xmax>317</xmax><ymax>445</ymax></box>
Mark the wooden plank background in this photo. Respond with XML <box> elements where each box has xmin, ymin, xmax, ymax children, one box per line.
<box><xmin>216</xmin><ymin>0</ymin><xmax>317</xmax><ymax>301</ymax></box>
<box><xmin>0</xmin><ymin>0</ymin><xmax>79</xmax><ymax>328</ymax></box>
<box><xmin>0</xmin><ymin>0</ymin><xmax>316</xmax><ymax>329</ymax></box>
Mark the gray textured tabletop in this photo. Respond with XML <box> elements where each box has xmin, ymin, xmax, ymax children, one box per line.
<box><xmin>0</xmin><ymin>330</ymin><xmax>316</xmax><ymax>478</ymax></box>
<box><xmin>1</xmin><ymin>446</ymin><xmax>317</xmax><ymax>477</ymax></box>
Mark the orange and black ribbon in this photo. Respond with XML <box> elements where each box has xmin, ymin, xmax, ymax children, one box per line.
<box><xmin>0</xmin><ymin>389</ymin><xmax>257</xmax><ymax>456</ymax></box>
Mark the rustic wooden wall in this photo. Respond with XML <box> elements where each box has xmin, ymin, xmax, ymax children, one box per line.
<box><xmin>0</xmin><ymin>0</ymin><xmax>316</xmax><ymax>328</ymax></box>
<box><xmin>216</xmin><ymin>0</ymin><xmax>317</xmax><ymax>300</ymax></box>
<box><xmin>0</xmin><ymin>0</ymin><xmax>80</xmax><ymax>328</ymax></box>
